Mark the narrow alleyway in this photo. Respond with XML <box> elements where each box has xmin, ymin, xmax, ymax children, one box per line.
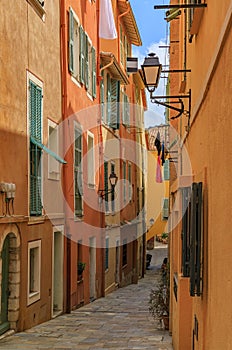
<box><xmin>0</xmin><ymin>244</ymin><xmax>173</xmax><ymax>350</ymax></box>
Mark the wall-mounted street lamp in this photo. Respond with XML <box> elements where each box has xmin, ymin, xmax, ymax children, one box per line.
<box><xmin>140</xmin><ymin>52</ymin><xmax>191</xmax><ymax>121</ymax></box>
<box><xmin>98</xmin><ymin>171</ymin><xmax>118</xmax><ymax>199</ymax></box>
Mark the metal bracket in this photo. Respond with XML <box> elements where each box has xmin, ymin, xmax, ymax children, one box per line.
<box><xmin>154</xmin><ymin>4</ymin><xmax>207</xmax><ymax>10</ymax></box>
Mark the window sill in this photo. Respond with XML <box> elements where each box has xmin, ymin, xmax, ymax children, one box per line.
<box><xmin>27</xmin><ymin>0</ymin><xmax>46</xmax><ymax>21</ymax></box>
<box><xmin>28</xmin><ymin>291</ymin><xmax>40</xmax><ymax>305</ymax></box>
<box><xmin>28</xmin><ymin>216</ymin><xmax>46</xmax><ymax>225</ymax></box>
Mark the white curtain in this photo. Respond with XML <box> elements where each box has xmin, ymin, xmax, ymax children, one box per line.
<box><xmin>99</xmin><ymin>0</ymin><xmax>117</xmax><ymax>39</ymax></box>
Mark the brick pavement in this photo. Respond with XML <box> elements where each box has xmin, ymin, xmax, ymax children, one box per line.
<box><xmin>0</xmin><ymin>245</ymin><xmax>173</xmax><ymax>350</ymax></box>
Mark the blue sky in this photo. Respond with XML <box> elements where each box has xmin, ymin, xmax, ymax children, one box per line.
<box><xmin>130</xmin><ymin>0</ymin><xmax>170</xmax><ymax>128</ymax></box>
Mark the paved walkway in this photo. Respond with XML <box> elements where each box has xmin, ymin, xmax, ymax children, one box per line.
<box><xmin>0</xmin><ymin>244</ymin><xmax>173</xmax><ymax>350</ymax></box>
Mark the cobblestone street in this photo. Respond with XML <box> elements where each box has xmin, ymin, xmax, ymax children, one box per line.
<box><xmin>0</xmin><ymin>244</ymin><xmax>172</xmax><ymax>350</ymax></box>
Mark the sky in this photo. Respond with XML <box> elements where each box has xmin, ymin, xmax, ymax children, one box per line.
<box><xmin>129</xmin><ymin>0</ymin><xmax>170</xmax><ymax>128</ymax></box>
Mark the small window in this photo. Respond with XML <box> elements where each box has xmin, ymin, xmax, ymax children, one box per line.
<box><xmin>28</xmin><ymin>240</ymin><xmax>41</xmax><ymax>305</ymax></box>
<box><xmin>87</xmin><ymin>132</ymin><xmax>95</xmax><ymax>187</ymax></box>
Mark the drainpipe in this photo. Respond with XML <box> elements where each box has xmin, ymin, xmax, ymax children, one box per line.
<box><xmin>60</xmin><ymin>0</ymin><xmax>71</xmax><ymax>314</ymax></box>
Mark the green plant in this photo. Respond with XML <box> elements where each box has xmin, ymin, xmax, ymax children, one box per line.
<box><xmin>149</xmin><ymin>266</ymin><xmax>170</xmax><ymax>320</ymax></box>
<box><xmin>77</xmin><ymin>262</ymin><xmax>86</xmax><ymax>275</ymax></box>
<box><xmin>161</xmin><ymin>232</ymin><xmax>168</xmax><ymax>239</ymax></box>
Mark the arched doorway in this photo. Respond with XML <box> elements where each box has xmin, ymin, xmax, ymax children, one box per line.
<box><xmin>0</xmin><ymin>235</ymin><xmax>10</xmax><ymax>334</ymax></box>
<box><xmin>0</xmin><ymin>228</ymin><xmax>20</xmax><ymax>335</ymax></box>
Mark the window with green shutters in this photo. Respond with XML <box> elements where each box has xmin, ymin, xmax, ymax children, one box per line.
<box><xmin>29</xmin><ymin>80</ymin><xmax>43</xmax><ymax>216</ymax></box>
<box><xmin>74</xmin><ymin>128</ymin><xmax>83</xmax><ymax>217</ymax></box>
<box><xmin>111</xmin><ymin>162</ymin><xmax>115</xmax><ymax>212</ymax></box>
<box><xmin>100</xmin><ymin>74</ymin><xmax>105</xmax><ymax>121</ymax></box>
<box><xmin>163</xmin><ymin>159</ymin><xmax>170</xmax><ymax>180</ymax></box>
<box><xmin>107</xmin><ymin>74</ymin><xmax>120</xmax><ymax>129</ymax></box>
<box><xmin>162</xmin><ymin>198</ymin><xmax>169</xmax><ymax>220</ymax></box>
<box><xmin>69</xmin><ymin>8</ymin><xmax>96</xmax><ymax>97</ymax></box>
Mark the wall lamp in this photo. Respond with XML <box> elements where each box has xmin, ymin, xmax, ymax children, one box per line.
<box><xmin>98</xmin><ymin>171</ymin><xmax>118</xmax><ymax>199</ymax></box>
<box><xmin>140</xmin><ymin>53</ymin><xmax>191</xmax><ymax>120</ymax></box>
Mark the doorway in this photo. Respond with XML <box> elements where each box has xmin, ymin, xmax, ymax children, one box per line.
<box><xmin>89</xmin><ymin>237</ymin><xmax>96</xmax><ymax>301</ymax></box>
<box><xmin>52</xmin><ymin>230</ymin><xmax>64</xmax><ymax>317</ymax></box>
<box><xmin>0</xmin><ymin>236</ymin><xmax>10</xmax><ymax>334</ymax></box>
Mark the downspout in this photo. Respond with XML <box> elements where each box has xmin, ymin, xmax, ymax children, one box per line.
<box><xmin>60</xmin><ymin>0</ymin><xmax>71</xmax><ymax>313</ymax></box>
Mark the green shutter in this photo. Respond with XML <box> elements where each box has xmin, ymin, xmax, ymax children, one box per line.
<box><xmin>29</xmin><ymin>80</ymin><xmax>42</xmax><ymax>216</ymax></box>
<box><xmin>85</xmin><ymin>33</ymin><xmax>89</xmax><ymax>88</ymax></box>
<box><xmin>107</xmin><ymin>74</ymin><xmax>111</xmax><ymax>126</ymax></box>
<box><xmin>110</xmin><ymin>79</ymin><xmax>119</xmax><ymax>129</ymax></box>
<box><xmin>92</xmin><ymin>47</ymin><xmax>96</xmax><ymax>98</ymax></box>
<box><xmin>69</xmin><ymin>7</ymin><xmax>74</xmax><ymax>74</ymax></box>
<box><xmin>163</xmin><ymin>159</ymin><xmax>170</xmax><ymax>180</ymax></box>
<box><xmin>162</xmin><ymin>198</ymin><xmax>169</xmax><ymax>220</ymax></box>
<box><xmin>100</xmin><ymin>75</ymin><xmax>105</xmax><ymax>121</ymax></box>
<box><xmin>79</xmin><ymin>26</ymin><xmax>85</xmax><ymax>84</ymax></box>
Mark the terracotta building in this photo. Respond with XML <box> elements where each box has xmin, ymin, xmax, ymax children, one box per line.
<box><xmin>0</xmin><ymin>0</ymin><xmax>64</xmax><ymax>333</ymax></box>
<box><xmin>166</xmin><ymin>0</ymin><xmax>232</xmax><ymax>349</ymax></box>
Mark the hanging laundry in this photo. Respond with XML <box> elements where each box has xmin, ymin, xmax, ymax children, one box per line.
<box><xmin>154</xmin><ymin>131</ymin><xmax>161</xmax><ymax>155</ymax></box>
<box><xmin>156</xmin><ymin>155</ymin><xmax>163</xmax><ymax>183</ymax></box>
<box><xmin>161</xmin><ymin>142</ymin><xmax>165</xmax><ymax>165</ymax></box>
<box><xmin>99</xmin><ymin>0</ymin><xmax>117</xmax><ymax>39</ymax></box>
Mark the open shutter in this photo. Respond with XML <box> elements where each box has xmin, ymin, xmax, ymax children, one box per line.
<box><xmin>69</xmin><ymin>8</ymin><xmax>74</xmax><ymax>74</ymax></box>
<box><xmin>107</xmin><ymin>74</ymin><xmax>111</xmax><ymax>126</ymax></box>
<box><xmin>85</xmin><ymin>34</ymin><xmax>89</xmax><ymax>88</ymax></box>
<box><xmin>110</xmin><ymin>79</ymin><xmax>119</xmax><ymax>129</ymax></box>
<box><xmin>190</xmin><ymin>182</ymin><xmax>203</xmax><ymax>296</ymax></box>
<box><xmin>163</xmin><ymin>159</ymin><xmax>170</xmax><ymax>180</ymax></box>
<box><xmin>100</xmin><ymin>75</ymin><xmax>105</xmax><ymax>121</ymax></box>
<box><xmin>79</xmin><ymin>26</ymin><xmax>85</xmax><ymax>84</ymax></box>
<box><xmin>92</xmin><ymin>47</ymin><xmax>96</xmax><ymax>98</ymax></box>
<box><xmin>196</xmin><ymin>182</ymin><xmax>203</xmax><ymax>296</ymax></box>
<box><xmin>182</xmin><ymin>187</ymin><xmax>191</xmax><ymax>277</ymax></box>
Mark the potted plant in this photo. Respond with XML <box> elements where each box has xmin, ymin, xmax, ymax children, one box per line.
<box><xmin>77</xmin><ymin>262</ymin><xmax>86</xmax><ymax>277</ymax></box>
<box><xmin>149</xmin><ymin>263</ymin><xmax>170</xmax><ymax>330</ymax></box>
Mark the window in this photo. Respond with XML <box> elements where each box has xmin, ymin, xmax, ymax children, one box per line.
<box><xmin>87</xmin><ymin>132</ymin><xmax>95</xmax><ymax>187</ymax></box>
<box><xmin>122</xmin><ymin>92</ymin><xmax>130</xmax><ymax>127</ymax></box>
<box><xmin>104</xmin><ymin>161</ymin><xmax>109</xmax><ymax>212</ymax></box>
<box><xmin>69</xmin><ymin>8</ymin><xmax>96</xmax><ymax>97</ymax></box>
<box><xmin>74</xmin><ymin>127</ymin><xmax>83</xmax><ymax>217</ymax></box>
<box><xmin>122</xmin><ymin>239</ymin><xmax>127</xmax><ymax>266</ymax></box>
<box><xmin>162</xmin><ymin>198</ymin><xmax>169</xmax><ymax>220</ymax></box>
<box><xmin>105</xmin><ymin>237</ymin><xmax>109</xmax><ymax>270</ymax></box>
<box><xmin>128</xmin><ymin>163</ymin><xmax>132</xmax><ymax>201</ymax></box>
<box><xmin>123</xmin><ymin>161</ymin><xmax>127</xmax><ymax>204</ymax></box>
<box><xmin>28</xmin><ymin>240</ymin><xmax>41</xmax><ymax>305</ymax></box>
<box><xmin>29</xmin><ymin>78</ymin><xmax>43</xmax><ymax>216</ymax></box>
<box><xmin>48</xmin><ymin>121</ymin><xmax>59</xmax><ymax>180</ymax></box>
<box><xmin>107</xmin><ymin>74</ymin><xmax>120</xmax><ymax>129</ymax></box>
<box><xmin>110</xmin><ymin>162</ymin><xmax>115</xmax><ymax>212</ymax></box>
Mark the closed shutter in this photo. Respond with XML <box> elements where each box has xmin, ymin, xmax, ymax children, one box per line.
<box><xmin>122</xmin><ymin>93</ymin><xmax>130</xmax><ymax>126</ymax></box>
<box><xmin>162</xmin><ymin>198</ymin><xmax>169</xmax><ymax>220</ymax></box>
<box><xmin>104</xmin><ymin>161</ymin><xmax>109</xmax><ymax>211</ymax></box>
<box><xmin>79</xmin><ymin>26</ymin><xmax>85</xmax><ymax>84</ymax></box>
<box><xmin>182</xmin><ymin>187</ymin><xmax>191</xmax><ymax>277</ymax></box>
<box><xmin>92</xmin><ymin>47</ymin><xmax>96</xmax><ymax>98</ymax></box>
<box><xmin>29</xmin><ymin>80</ymin><xmax>42</xmax><ymax>216</ymax></box>
<box><xmin>69</xmin><ymin>8</ymin><xmax>74</xmax><ymax>74</ymax></box>
<box><xmin>163</xmin><ymin>159</ymin><xmax>170</xmax><ymax>180</ymax></box>
<box><xmin>110</xmin><ymin>79</ymin><xmax>119</xmax><ymax>129</ymax></box>
<box><xmin>107</xmin><ymin>74</ymin><xmax>111</xmax><ymax>126</ymax></box>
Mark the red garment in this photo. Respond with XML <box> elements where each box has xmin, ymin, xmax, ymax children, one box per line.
<box><xmin>156</xmin><ymin>155</ymin><xmax>163</xmax><ymax>183</ymax></box>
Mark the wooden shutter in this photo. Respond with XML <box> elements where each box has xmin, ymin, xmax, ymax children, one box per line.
<box><xmin>85</xmin><ymin>34</ymin><xmax>89</xmax><ymax>88</ymax></box>
<box><xmin>92</xmin><ymin>47</ymin><xmax>96</xmax><ymax>98</ymax></box>
<box><xmin>182</xmin><ymin>187</ymin><xmax>191</xmax><ymax>277</ymax></box>
<box><xmin>79</xmin><ymin>26</ymin><xmax>85</xmax><ymax>84</ymax></box>
<box><xmin>163</xmin><ymin>159</ymin><xmax>170</xmax><ymax>180</ymax></box>
<box><xmin>110</xmin><ymin>79</ymin><xmax>119</xmax><ymax>129</ymax></box>
<box><xmin>162</xmin><ymin>198</ymin><xmax>169</xmax><ymax>220</ymax></box>
<box><xmin>190</xmin><ymin>182</ymin><xmax>203</xmax><ymax>296</ymax></box>
<box><xmin>69</xmin><ymin>8</ymin><xmax>74</xmax><ymax>74</ymax></box>
<box><xmin>29</xmin><ymin>80</ymin><xmax>42</xmax><ymax>216</ymax></box>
